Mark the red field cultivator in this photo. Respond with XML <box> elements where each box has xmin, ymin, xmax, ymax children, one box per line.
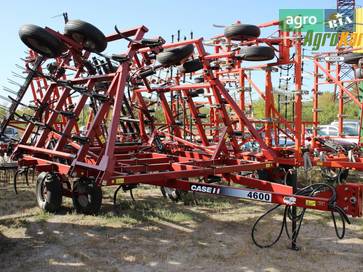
<box><xmin>1</xmin><ymin>16</ymin><xmax>363</xmax><ymax>249</ymax></box>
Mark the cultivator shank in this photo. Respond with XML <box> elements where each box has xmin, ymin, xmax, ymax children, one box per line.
<box><xmin>1</xmin><ymin>16</ymin><xmax>363</xmax><ymax>249</ymax></box>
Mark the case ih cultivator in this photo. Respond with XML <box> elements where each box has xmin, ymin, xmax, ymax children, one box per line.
<box><xmin>1</xmin><ymin>17</ymin><xmax>363</xmax><ymax>249</ymax></box>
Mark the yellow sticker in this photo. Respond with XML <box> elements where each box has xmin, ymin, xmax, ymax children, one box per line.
<box><xmin>266</xmin><ymin>163</ymin><xmax>272</xmax><ymax>168</ymax></box>
<box><xmin>114</xmin><ymin>178</ymin><xmax>125</xmax><ymax>185</ymax></box>
<box><xmin>316</xmin><ymin>161</ymin><xmax>323</xmax><ymax>166</ymax></box>
<box><xmin>99</xmin><ymin>135</ymin><xmax>106</xmax><ymax>144</ymax></box>
<box><xmin>306</xmin><ymin>200</ymin><xmax>316</xmax><ymax>207</ymax></box>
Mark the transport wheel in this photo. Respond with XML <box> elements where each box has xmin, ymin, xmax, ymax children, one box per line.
<box><xmin>156</xmin><ymin>44</ymin><xmax>194</xmax><ymax>66</ymax></box>
<box><xmin>236</xmin><ymin>46</ymin><xmax>275</xmax><ymax>61</ymax></box>
<box><xmin>64</xmin><ymin>19</ymin><xmax>107</xmax><ymax>53</ymax></box>
<box><xmin>343</xmin><ymin>53</ymin><xmax>363</xmax><ymax>65</ymax></box>
<box><xmin>36</xmin><ymin>172</ymin><xmax>63</xmax><ymax>212</ymax></box>
<box><xmin>178</xmin><ymin>59</ymin><xmax>203</xmax><ymax>73</ymax></box>
<box><xmin>256</xmin><ymin>167</ymin><xmax>286</xmax><ymax>183</ymax></box>
<box><xmin>224</xmin><ymin>24</ymin><xmax>260</xmax><ymax>41</ymax></box>
<box><xmin>321</xmin><ymin>168</ymin><xmax>349</xmax><ymax>184</ymax></box>
<box><xmin>255</xmin><ymin>169</ymin><xmax>271</xmax><ymax>181</ymax></box>
<box><xmin>194</xmin><ymin>76</ymin><xmax>204</xmax><ymax>83</ymax></box>
<box><xmin>19</xmin><ymin>24</ymin><xmax>65</xmax><ymax>58</ymax></box>
<box><xmin>72</xmin><ymin>177</ymin><xmax>102</xmax><ymax>215</ymax></box>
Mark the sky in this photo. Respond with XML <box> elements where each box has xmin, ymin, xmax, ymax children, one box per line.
<box><xmin>0</xmin><ymin>0</ymin><xmax>344</xmax><ymax>105</ymax></box>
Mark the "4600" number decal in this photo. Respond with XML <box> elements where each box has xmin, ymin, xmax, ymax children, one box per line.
<box><xmin>246</xmin><ymin>191</ymin><xmax>271</xmax><ymax>202</ymax></box>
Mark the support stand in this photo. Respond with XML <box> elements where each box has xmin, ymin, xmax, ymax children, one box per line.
<box><xmin>287</xmin><ymin>168</ymin><xmax>299</xmax><ymax>251</ymax></box>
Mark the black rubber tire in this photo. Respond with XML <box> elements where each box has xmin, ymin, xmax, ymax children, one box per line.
<box><xmin>194</xmin><ymin>76</ymin><xmax>204</xmax><ymax>83</ymax></box>
<box><xmin>237</xmin><ymin>46</ymin><xmax>275</xmax><ymax>61</ymax></box>
<box><xmin>343</xmin><ymin>53</ymin><xmax>363</xmax><ymax>65</ymax></box>
<box><xmin>72</xmin><ymin>178</ymin><xmax>102</xmax><ymax>215</ymax></box>
<box><xmin>256</xmin><ymin>169</ymin><xmax>272</xmax><ymax>181</ymax></box>
<box><xmin>340</xmin><ymin>169</ymin><xmax>349</xmax><ymax>181</ymax></box>
<box><xmin>178</xmin><ymin>59</ymin><xmax>203</xmax><ymax>73</ymax></box>
<box><xmin>224</xmin><ymin>24</ymin><xmax>260</xmax><ymax>41</ymax></box>
<box><xmin>256</xmin><ymin>167</ymin><xmax>286</xmax><ymax>183</ymax></box>
<box><xmin>156</xmin><ymin>44</ymin><xmax>194</xmax><ymax>66</ymax></box>
<box><xmin>19</xmin><ymin>24</ymin><xmax>65</xmax><ymax>58</ymax></box>
<box><xmin>36</xmin><ymin>172</ymin><xmax>63</xmax><ymax>212</ymax></box>
<box><xmin>64</xmin><ymin>20</ymin><xmax>107</xmax><ymax>53</ymax></box>
<box><xmin>321</xmin><ymin>168</ymin><xmax>349</xmax><ymax>184</ymax></box>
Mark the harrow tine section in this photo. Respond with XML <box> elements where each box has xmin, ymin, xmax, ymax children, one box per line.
<box><xmin>0</xmin><ymin>55</ymin><xmax>44</xmax><ymax>136</ymax></box>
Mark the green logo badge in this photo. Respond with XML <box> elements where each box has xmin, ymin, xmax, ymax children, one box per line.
<box><xmin>279</xmin><ymin>9</ymin><xmax>324</xmax><ymax>32</ymax></box>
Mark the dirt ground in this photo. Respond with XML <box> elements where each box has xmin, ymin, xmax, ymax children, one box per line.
<box><xmin>0</xmin><ymin>176</ymin><xmax>363</xmax><ymax>272</ymax></box>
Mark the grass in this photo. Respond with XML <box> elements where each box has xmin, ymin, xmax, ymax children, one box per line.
<box><xmin>114</xmin><ymin>198</ymin><xmax>194</xmax><ymax>223</ymax></box>
<box><xmin>149</xmin><ymin>207</ymin><xmax>193</xmax><ymax>222</ymax></box>
<box><xmin>196</xmin><ymin>195</ymin><xmax>234</xmax><ymax>210</ymax></box>
<box><xmin>100</xmin><ymin>212</ymin><xmax>139</xmax><ymax>226</ymax></box>
<box><xmin>0</xmin><ymin>217</ymin><xmax>29</xmax><ymax>231</ymax></box>
<box><xmin>32</xmin><ymin>211</ymin><xmax>53</xmax><ymax>223</ymax></box>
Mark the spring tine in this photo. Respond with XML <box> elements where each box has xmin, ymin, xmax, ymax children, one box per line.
<box><xmin>212</xmin><ymin>24</ymin><xmax>226</xmax><ymax>28</ymax></box>
<box><xmin>0</xmin><ymin>94</ymin><xmax>11</xmax><ymax>102</ymax></box>
<box><xmin>2</xmin><ymin>86</ymin><xmax>18</xmax><ymax>95</ymax></box>
<box><xmin>0</xmin><ymin>104</ymin><xmax>8</xmax><ymax>111</ymax></box>
<box><xmin>0</xmin><ymin>112</ymin><xmax>8</xmax><ymax>118</ymax></box>
<box><xmin>11</xmin><ymin>71</ymin><xmax>26</xmax><ymax>79</ymax></box>
<box><xmin>15</xmin><ymin>64</ymin><xmax>26</xmax><ymax>71</ymax></box>
<box><xmin>7</xmin><ymin>78</ymin><xmax>22</xmax><ymax>87</ymax></box>
<box><xmin>27</xmin><ymin>104</ymin><xmax>37</xmax><ymax>110</ymax></box>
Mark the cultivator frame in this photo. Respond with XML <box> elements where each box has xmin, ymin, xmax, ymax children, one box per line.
<box><xmin>1</xmin><ymin>16</ymin><xmax>363</xmax><ymax>249</ymax></box>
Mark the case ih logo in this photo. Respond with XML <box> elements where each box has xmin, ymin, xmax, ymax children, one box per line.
<box><xmin>190</xmin><ymin>184</ymin><xmax>220</xmax><ymax>194</ymax></box>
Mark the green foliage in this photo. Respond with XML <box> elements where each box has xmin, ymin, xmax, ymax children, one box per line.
<box><xmin>11</xmin><ymin>105</ymin><xmax>91</xmax><ymax>129</ymax></box>
<box><xmin>0</xmin><ymin>105</ymin><xmax>7</xmax><ymax>117</ymax></box>
<box><xmin>154</xmin><ymin>107</ymin><xmax>166</xmax><ymax>123</ymax></box>
<box><xmin>78</xmin><ymin>105</ymin><xmax>90</xmax><ymax>127</ymax></box>
<box><xmin>252</xmin><ymin>92</ymin><xmax>360</xmax><ymax>125</ymax></box>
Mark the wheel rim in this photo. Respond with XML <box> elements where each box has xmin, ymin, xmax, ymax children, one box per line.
<box><xmin>84</xmin><ymin>39</ymin><xmax>96</xmax><ymax>50</ymax></box>
<box><xmin>164</xmin><ymin>187</ymin><xmax>175</xmax><ymax>195</ymax></box>
<box><xmin>40</xmin><ymin>179</ymin><xmax>47</xmax><ymax>202</ymax></box>
<box><xmin>74</xmin><ymin>183</ymin><xmax>90</xmax><ymax>208</ymax></box>
<box><xmin>71</xmin><ymin>32</ymin><xmax>84</xmax><ymax>43</ymax></box>
<box><xmin>71</xmin><ymin>32</ymin><xmax>96</xmax><ymax>51</ymax></box>
<box><xmin>322</xmin><ymin>168</ymin><xmax>339</xmax><ymax>179</ymax></box>
<box><xmin>78</xmin><ymin>195</ymin><xmax>89</xmax><ymax>207</ymax></box>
